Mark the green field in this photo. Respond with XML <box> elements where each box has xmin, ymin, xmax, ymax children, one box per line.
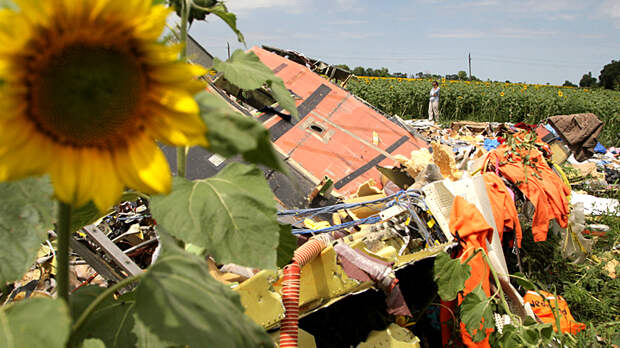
<box><xmin>347</xmin><ymin>77</ymin><xmax>620</xmax><ymax>147</ymax></box>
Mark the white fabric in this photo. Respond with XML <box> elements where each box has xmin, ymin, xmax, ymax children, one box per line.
<box><xmin>429</xmin><ymin>87</ymin><xmax>440</xmax><ymax>102</ymax></box>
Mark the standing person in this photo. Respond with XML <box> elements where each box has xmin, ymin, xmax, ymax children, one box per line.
<box><xmin>428</xmin><ymin>81</ymin><xmax>440</xmax><ymax>121</ymax></box>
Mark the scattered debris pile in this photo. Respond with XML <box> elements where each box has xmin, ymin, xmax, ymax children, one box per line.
<box><xmin>4</xmin><ymin>41</ymin><xmax>619</xmax><ymax>348</ymax></box>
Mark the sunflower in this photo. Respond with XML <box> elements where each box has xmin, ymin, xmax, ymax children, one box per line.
<box><xmin>500</xmin><ymin>92</ymin><xmax>505</xmax><ymax>97</ymax></box>
<box><xmin>0</xmin><ymin>0</ymin><xmax>207</xmax><ymax>210</ymax></box>
<box><xmin>558</xmin><ymin>90</ymin><xmax>564</xmax><ymax>97</ymax></box>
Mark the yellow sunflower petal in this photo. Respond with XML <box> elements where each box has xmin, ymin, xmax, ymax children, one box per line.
<box><xmin>149</xmin><ymin>62</ymin><xmax>207</xmax><ymax>84</ymax></box>
<box><xmin>150</xmin><ymin>115</ymin><xmax>208</xmax><ymax>146</ymax></box>
<box><xmin>91</xmin><ymin>150</ymin><xmax>124</xmax><ymax>211</ymax></box>
<box><xmin>113</xmin><ymin>147</ymin><xmax>153</xmax><ymax>195</ymax></box>
<box><xmin>128</xmin><ymin>137</ymin><xmax>171</xmax><ymax>194</ymax></box>
<box><xmin>13</xmin><ymin>0</ymin><xmax>51</xmax><ymax>26</ymax></box>
<box><xmin>134</xmin><ymin>5</ymin><xmax>170</xmax><ymax>40</ymax></box>
<box><xmin>115</xmin><ymin>136</ymin><xmax>171</xmax><ymax>194</ymax></box>
<box><xmin>0</xmin><ymin>10</ymin><xmax>30</xmax><ymax>52</ymax></box>
<box><xmin>85</xmin><ymin>0</ymin><xmax>107</xmax><ymax>22</ymax></box>
<box><xmin>74</xmin><ymin>147</ymin><xmax>97</xmax><ymax>207</ymax></box>
<box><xmin>50</xmin><ymin>146</ymin><xmax>80</xmax><ymax>205</ymax></box>
<box><xmin>0</xmin><ymin>128</ymin><xmax>53</xmax><ymax>180</ymax></box>
<box><xmin>151</xmin><ymin>88</ymin><xmax>200</xmax><ymax>115</ymax></box>
<box><xmin>1</xmin><ymin>0</ymin><xmax>204</xmax><ymax>204</ymax></box>
<box><xmin>138</xmin><ymin>42</ymin><xmax>180</xmax><ymax>65</ymax></box>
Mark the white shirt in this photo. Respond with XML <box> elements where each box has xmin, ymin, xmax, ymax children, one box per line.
<box><xmin>429</xmin><ymin>87</ymin><xmax>440</xmax><ymax>102</ymax></box>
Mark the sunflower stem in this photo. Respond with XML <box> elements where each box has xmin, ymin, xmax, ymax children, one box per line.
<box><xmin>56</xmin><ymin>201</ymin><xmax>72</xmax><ymax>305</ymax></box>
<box><xmin>175</xmin><ymin>0</ymin><xmax>191</xmax><ymax>178</ymax></box>
<box><xmin>177</xmin><ymin>146</ymin><xmax>188</xmax><ymax>178</ymax></box>
<box><xmin>71</xmin><ymin>272</ymin><xmax>145</xmax><ymax>335</ymax></box>
<box><xmin>180</xmin><ymin>0</ymin><xmax>189</xmax><ymax>60</ymax></box>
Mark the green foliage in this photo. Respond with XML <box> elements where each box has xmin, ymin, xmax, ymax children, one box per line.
<box><xmin>511</xmin><ymin>212</ymin><xmax>620</xmax><ymax>346</ymax></box>
<box><xmin>70</xmin><ymin>286</ymin><xmax>137</xmax><ymax>348</ymax></box>
<box><xmin>599</xmin><ymin>60</ymin><xmax>620</xmax><ymax>90</ymax></box>
<box><xmin>511</xmin><ymin>272</ymin><xmax>536</xmax><ymax>291</ymax></box>
<box><xmin>579</xmin><ymin>72</ymin><xmax>598</xmax><ymax>88</ymax></box>
<box><xmin>433</xmin><ymin>251</ymin><xmax>471</xmax><ymax>301</ymax></box>
<box><xmin>168</xmin><ymin>0</ymin><xmax>216</xmax><ymax>23</ymax></box>
<box><xmin>167</xmin><ymin>0</ymin><xmax>244</xmax><ymax>43</ymax></box>
<box><xmin>0</xmin><ymin>177</ymin><xmax>54</xmax><ymax>285</ymax></box>
<box><xmin>277</xmin><ymin>223</ymin><xmax>296</xmax><ymax>267</ymax></box>
<box><xmin>132</xmin><ymin>314</ymin><xmax>173</xmax><ymax>348</ymax></box>
<box><xmin>493</xmin><ymin>317</ymin><xmax>554</xmax><ymax>348</ymax></box>
<box><xmin>80</xmin><ymin>338</ymin><xmax>106</xmax><ymax>348</ymax></box>
<box><xmin>213</xmin><ymin>50</ymin><xmax>299</xmax><ymax>118</ymax></box>
<box><xmin>206</xmin><ymin>3</ymin><xmax>245</xmax><ymax>44</ymax></box>
<box><xmin>460</xmin><ymin>285</ymin><xmax>495</xmax><ymax>342</ymax></box>
<box><xmin>134</xmin><ymin>232</ymin><xmax>273</xmax><ymax>347</ymax></box>
<box><xmin>347</xmin><ymin>77</ymin><xmax>620</xmax><ymax>146</ymax></box>
<box><xmin>0</xmin><ymin>298</ymin><xmax>71</xmax><ymax>348</ymax></box>
<box><xmin>196</xmin><ymin>90</ymin><xmax>284</xmax><ymax>171</ymax></box>
<box><xmin>150</xmin><ymin>163</ymin><xmax>280</xmax><ymax>269</ymax></box>
<box><xmin>563</xmin><ymin>80</ymin><xmax>577</xmax><ymax>87</ymax></box>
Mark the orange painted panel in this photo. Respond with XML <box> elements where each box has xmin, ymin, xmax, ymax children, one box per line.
<box><xmin>251</xmin><ymin>47</ymin><xmax>427</xmax><ymax>196</ymax></box>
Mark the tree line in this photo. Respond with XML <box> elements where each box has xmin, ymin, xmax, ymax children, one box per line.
<box><xmin>576</xmin><ymin>60</ymin><xmax>620</xmax><ymax>90</ymax></box>
<box><xmin>336</xmin><ymin>59</ymin><xmax>620</xmax><ymax>90</ymax></box>
<box><xmin>335</xmin><ymin>64</ymin><xmax>480</xmax><ymax>81</ymax></box>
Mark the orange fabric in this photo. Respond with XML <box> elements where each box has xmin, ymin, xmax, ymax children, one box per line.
<box><xmin>523</xmin><ymin>290</ymin><xmax>586</xmax><ymax>335</ymax></box>
<box><xmin>482</xmin><ymin>172</ymin><xmax>523</xmax><ymax>247</ymax></box>
<box><xmin>450</xmin><ymin>196</ymin><xmax>494</xmax><ymax>348</ymax></box>
<box><xmin>483</xmin><ymin>134</ymin><xmax>570</xmax><ymax>242</ymax></box>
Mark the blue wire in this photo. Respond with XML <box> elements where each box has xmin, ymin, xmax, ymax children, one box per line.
<box><xmin>291</xmin><ymin>215</ymin><xmax>382</xmax><ymax>235</ymax></box>
<box><xmin>284</xmin><ymin>190</ymin><xmax>428</xmax><ymax>236</ymax></box>
<box><xmin>278</xmin><ymin>190</ymin><xmax>422</xmax><ymax>217</ymax></box>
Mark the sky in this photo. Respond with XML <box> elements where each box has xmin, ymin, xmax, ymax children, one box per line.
<box><xmin>188</xmin><ymin>0</ymin><xmax>620</xmax><ymax>85</ymax></box>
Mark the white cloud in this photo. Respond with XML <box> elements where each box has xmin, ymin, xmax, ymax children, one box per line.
<box><xmin>339</xmin><ymin>32</ymin><xmax>379</xmax><ymax>40</ymax></box>
<box><xmin>516</xmin><ymin>0</ymin><xmax>584</xmax><ymax>13</ymax></box>
<box><xmin>495</xmin><ymin>28</ymin><xmax>556</xmax><ymax>38</ymax></box>
<box><xmin>224</xmin><ymin>0</ymin><xmax>304</xmax><ymax>13</ymax></box>
<box><xmin>598</xmin><ymin>0</ymin><xmax>620</xmax><ymax>27</ymax></box>
<box><xmin>334</xmin><ymin>19</ymin><xmax>369</xmax><ymax>25</ymax></box>
<box><xmin>446</xmin><ymin>0</ymin><xmax>498</xmax><ymax>8</ymax></box>
<box><xmin>430</xmin><ymin>31</ymin><xmax>486</xmax><ymax>39</ymax></box>
<box><xmin>430</xmin><ymin>28</ymin><xmax>555</xmax><ymax>39</ymax></box>
<box><xmin>335</xmin><ymin>0</ymin><xmax>355</xmax><ymax>9</ymax></box>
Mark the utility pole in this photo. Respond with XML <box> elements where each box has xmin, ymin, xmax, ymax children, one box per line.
<box><xmin>227</xmin><ymin>42</ymin><xmax>231</xmax><ymax>59</ymax></box>
<box><xmin>468</xmin><ymin>53</ymin><xmax>472</xmax><ymax>80</ymax></box>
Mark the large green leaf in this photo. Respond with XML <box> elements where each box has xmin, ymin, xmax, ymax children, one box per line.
<box><xmin>81</xmin><ymin>339</ymin><xmax>106</xmax><ymax>348</ymax></box>
<box><xmin>213</xmin><ymin>50</ymin><xmax>298</xmax><ymax>118</ymax></box>
<box><xmin>0</xmin><ymin>177</ymin><xmax>54</xmax><ymax>284</ymax></box>
<box><xmin>150</xmin><ymin>163</ymin><xmax>280</xmax><ymax>269</ymax></box>
<box><xmin>460</xmin><ymin>285</ymin><xmax>494</xmax><ymax>343</ymax></box>
<box><xmin>134</xmin><ymin>232</ymin><xmax>273</xmax><ymax>347</ymax></box>
<box><xmin>69</xmin><ymin>286</ymin><xmax>137</xmax><ymax>348</ymax></box>
<box><xmin>133</xmin><ymin>314</ymin><xmax>173</xmax><ymax>348</ymax></box>
<box><xmin>195</xmin><ymin>91</ymin><xmax>284</xmax><ymax>171</ymax></box>
<box><xmin>205</xmin><ymin>2</ymin><xmax>245</xmax><ymax>43</ymax></box>
<box><xmin>433</xmin><ymin>251</ymin><xmax>471</xmax><ymax>301</ymax></box>
<box><xmin>277</xmin><ymin>223</ymin><xmax>296</xmax><ymax>268</ymax></box>
<box><xmin>0</xmin><ymin>298</ymin><xmax>71</xmax><ymax>348</ymax></box>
